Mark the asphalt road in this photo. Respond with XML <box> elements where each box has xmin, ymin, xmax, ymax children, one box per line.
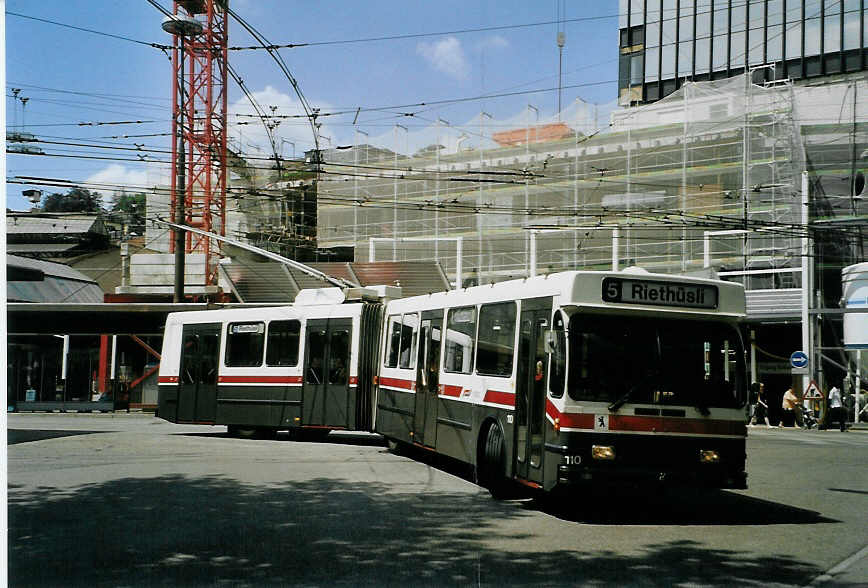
<box><xmin>6</xmin><ymin>413</ymin><xmax>868</xmax><ymax>587</ymax></box>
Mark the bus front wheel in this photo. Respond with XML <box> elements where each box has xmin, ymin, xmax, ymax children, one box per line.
<box><xmin>479</xmin><ymin>423</ymin><xmax>508</xmax><ymax>498</ymax></box>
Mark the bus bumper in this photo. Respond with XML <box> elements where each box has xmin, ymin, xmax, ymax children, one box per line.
<box><xmin>555</xmin><ymin>463</ymin><xmax>747</xmax><ymax>490</ymax></box>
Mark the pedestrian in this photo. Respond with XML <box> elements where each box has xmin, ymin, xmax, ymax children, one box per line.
<box><xmin>748</xmin><ymin>382</ymin><xmax>759</xmax><ymax>426</ymax></box>
<box><xmin>781</xmin><ymin>387</ymin><xmax>798</xmax><ymax>427</ymax></box>
<box><xmin>827</xmin><ymin>384</ymin><xmax>847</xmax><ymax>432</ymax></box>
<box><xmin>754</xmin><ymin>383</ymin><xmax>772</xmax><ymax>428</ymax></box>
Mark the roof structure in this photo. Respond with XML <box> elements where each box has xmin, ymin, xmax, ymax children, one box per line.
<box><xmin>6</xmin><ymin>213</ymin><xmax>108</xmax><ymax>237</ymax></box>
<box><xmin>7</xmin><ymin>243</ymin><xmax>80</xmax><ymax>255</ymax></box>
<box><xmin>6</xmin><ymin>254</ymin><xmax>104</xmax><ymax>303</ymax></box>
<box><xmin>492</xmin><ymin>122</ymin><xmax>576</xmax><ymax>146</ymax></box>
<box><xmin>219</xmin><ymin>260</ymin><xmax>450</xmax><ymax>303</ymax></box>
<box><xmin>6</xmin><ymin>212</ymin><xmax>110</xmax><ymax>259</ymax></box>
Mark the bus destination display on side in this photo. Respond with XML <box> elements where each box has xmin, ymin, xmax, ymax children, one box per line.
<box><xmin>602</xmin><ymin>277</ymin><xmax>719</xmax><ymax>309</ymax></box>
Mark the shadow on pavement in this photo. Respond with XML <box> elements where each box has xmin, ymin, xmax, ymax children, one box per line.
<box><xmin>177</xmin><ymin>430</ymin><xmax>387</xmax><ymax>447</ymax></box>
<box><xmin>529</xmin><ymin>488</ymin><xmax>838</xmax><ymax>526</ymax></box>
<box><xmin>7</xmin><ymin>430</ymin><xmax>106</xmax><ymax>446</ymax></box>
<box><xmin>9</xmin><ymin>475</ymin><xmax>824</xmax><ymax>587</ymax></box>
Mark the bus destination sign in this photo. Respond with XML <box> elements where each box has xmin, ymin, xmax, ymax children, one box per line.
<box><xmin>602</xmin><ymin>277</ymin><xmax>718</xmax><ymax>309</ymax></box>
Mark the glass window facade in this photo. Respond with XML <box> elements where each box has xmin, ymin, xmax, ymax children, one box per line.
<box><xmin>620</xmin><ymin>0</ymin><xmax>867</xmax><ymax>104</ymax></box>
<box><xmin>843</xmin><ymin>0</ymin><xmax>861</xmax><ymax>50</ymax></box>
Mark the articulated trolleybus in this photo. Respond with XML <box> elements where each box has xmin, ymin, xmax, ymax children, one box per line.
<box><xmin>158</xmin><ymin>269</ymin><xmax>749</xmax><ymax>495</ymax></box>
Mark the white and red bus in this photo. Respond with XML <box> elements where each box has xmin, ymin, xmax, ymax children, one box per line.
<box><xmin>375</xmin><ymin>269</ymin><xmax>748</xmax><ymax>494</ymax></box>
<box><xmin>157</xmin><ymin>287</ymin><xmax>384</xmax><ymax>438</ymax></box>
<box><xmin>158</xmin><ymin>269</ymin><xmax>748</xmax><ymax>494</ymax></box>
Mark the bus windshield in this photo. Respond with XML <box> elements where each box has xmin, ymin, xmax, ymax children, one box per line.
<box><xmin>567</xmin><ymin>314</ymin><xmax>745</xmax><ymax>409</ymax></box>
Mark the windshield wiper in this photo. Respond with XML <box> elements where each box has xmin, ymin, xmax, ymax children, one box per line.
<box><xmin>695</xmin><ymin>398</ymin><xmax>711</xmax><ymax>416</ymax></box>
<box><xmin>608</xmin><ymin>386</ymin><xmax>636</xmax><ymax>412</ymax></box>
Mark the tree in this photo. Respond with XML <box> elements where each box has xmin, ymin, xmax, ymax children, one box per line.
<box><xmin>109</xmin><ymin>192</ymin><xmax>146</xmax><ymax>233</ymax></box>
<box><xmin>41</xmin><ymin>187</ymin><xmax>103</xmax><ymax>213</ymax></box>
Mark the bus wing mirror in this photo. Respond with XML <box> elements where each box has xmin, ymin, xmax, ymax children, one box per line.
<box><xmin>545</xmin><ymin>331</ymin><xmax>557</xmax><ymax>354</ymax></box>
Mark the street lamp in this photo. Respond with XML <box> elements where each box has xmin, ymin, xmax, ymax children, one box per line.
<box><xmin>478</xmin><ymin>111</ymin><xmax>492</xmax><ymax>283</ymax></box>
<box><xmin>393</xmin><ymin>124</ymin><xmax>408</xmax><ymax>261</ymax></box>
<box><xmin>435</xmin><ymin>118</ymin><xmax>449</xmax><ymax>261</ymax></box>
<box><xmin>281</xmin><ymin>139</ymin><xmax>296</xmax><ymax>160</ymax></box>
<box><xmin>354</xmin><ymin>128</ymin><xmax>368</xmax><ymax>251</ymax></box>
<box><xmin>526</xmin><ymin>105</ymin><xmax>538</xmax><ymax>275</ymax></box>
<box><xmin>162</xmin><ymin>13</ymin><xmax>204</xmax><ymax>303</ymax></box>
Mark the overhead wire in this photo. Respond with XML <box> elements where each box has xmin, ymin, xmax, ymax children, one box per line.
<box><xmin>9</xmin><ymin>173</ymin><xmax>862</xmax><ymax>245</ymax></box>
<box><xmin>225</xmin><ymin>7</ymin><xmax>321</xmax><ymax>162</ymax></box>
<box><xmin>5</xmin><ymin>10</ymin><xmax>171</xmax><ymax>49</ymax></box>
<box><xmin>10</xmin><ymin>3</ymin><xmax>862</xmax><ymax>254</ymax></box>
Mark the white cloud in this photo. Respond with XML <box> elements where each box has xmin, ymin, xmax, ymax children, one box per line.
<box><xmin>477</xmin><ymin>35</ymin><xmax>509</xmax><ymax>51</ymax></box>
<box><xmin>228</xmin><ymin>85</ymin><xmax>333</xmax><ymax>157</ymax></box>
<box><xmin>417</xmin><ymin>36</ymin><xmax>470</xmax><ymax>80</ymax></box>
<box><xmin>85</xmin><ymin>164</ymin><xmax>157</xmax><ymax>203</ymax></box>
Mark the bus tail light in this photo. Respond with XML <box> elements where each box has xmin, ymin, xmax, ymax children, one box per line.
<box><xmin>553</xmin><ymin>418</ymin><xmax>560</xmax><ymax>432</ymax></box>
<box><xmin>699</xmin><ymin>450</ymin><xmax>720</xmax><ymax>464</ymax></box>
<box><xmin>591</xmin><ymin>445</ymin><xmax>615</xmax><ymax>461</ymax></box>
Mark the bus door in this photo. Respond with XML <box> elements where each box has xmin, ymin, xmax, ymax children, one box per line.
<box><xmin>515</xmin><ymin>298</ymin><xmax>551</xmax><ymax>484</ymax></box>
<box><xmin>177</xmin><ymin>323</ymin><xmax>220</xmax><ymax>423</ymax></box>
<box><xmin>303</xmin><ymin>319</ymin><xmax>352</xmax><ymax>427</ymax></box>
<box><xmin>414</xmin><ymin>310</ymin><xmax>442</xmax><ymax>447</ymax></box>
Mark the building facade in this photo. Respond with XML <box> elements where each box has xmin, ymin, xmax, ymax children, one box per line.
<box><xmin>314</xmin><ymin>71</ymin><xmax>866</xmax><ymax>407</ymax></box>
<box><xmin>619</xmin><ymin>0</ymin><xmax>867</xmax><ymax>105</ymax></box>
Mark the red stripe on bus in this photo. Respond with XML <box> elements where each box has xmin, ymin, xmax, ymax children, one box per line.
<box><xmin>608</xmin><ymin>415</ymin><xmax>745</xmax><ymax>435</ymax></box>
<box><xmin>379</xmin><ymin>377</ymin><xmax>413</xmax><ymax>390</ymax></box>
<box><xmin>546</xmin><ymin>400</ymin><xmax>595</xmax><ymax>429</ymax></box>
<box><xmin>158</xmin><ymin>376</ymin><xmax>178</xmax><ymax>384</ymax></box>
<box><xmin>483</xmin><ymin>390</ymin><xmax>515</xmax><ymax>407</ymax></box>
<box><xmin>659</xmin><ymin>418</ymin><xmax>746</xmax><ymax>436</ymax></box>
<box><xmin>546</xmin><ymin>403</ymin><xmax>746</xmax><ymax>436</ymax></box>
<box><xmin>441</xmin><ymin>384</ymin><xmax>462</xmax><ymax>397</ymax></box>
<box><xmin>218</xmin><ymin>375</ymin><xmax>303</xmax><ymax>384</ymax></box>
<box><xmin>609</xmin><ymin>415</ymin><xmax>659</xmax><ymax>432</ymax></box>
<box><xmin>560</xmin><ymin>412</ymin><xmax>595</xmax><ymax>429</ymax></box>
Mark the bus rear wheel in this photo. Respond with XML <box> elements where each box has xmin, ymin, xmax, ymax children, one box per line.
<box><xmin>228</xmin><ymin>426</ymin><xmax>276</xmax><ymax>440</ymax></box>
<box><xmin>479</xmin><ymin>423</ymin><xmax>509</xmax><ymax>499</ymax></box>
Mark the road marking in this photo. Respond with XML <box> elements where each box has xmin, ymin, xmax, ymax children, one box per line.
<box><xmin>806</xmin><ymin>544</ymin><xmax>868</xmax><ymax>586</ymax></box>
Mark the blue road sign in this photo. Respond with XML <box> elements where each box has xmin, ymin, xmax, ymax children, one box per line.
<box><xmin>790</xmin><ymin>351</ymin><xmax>809</xmax><ymax>369</ymax></box>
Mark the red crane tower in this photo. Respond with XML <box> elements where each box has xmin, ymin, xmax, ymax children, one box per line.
<box><xmin>167</xmin><ymin>0</ymin><xmax>228</xmax><ymax>291</ymax></box>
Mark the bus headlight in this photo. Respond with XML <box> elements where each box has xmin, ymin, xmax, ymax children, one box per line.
<box><xmin>699</xmin><ymin>450</ymin><xmax>720</xmax><ymax>464</ymax></box>
<box><xmin>591</xmin><ymin>445</ymin><xmax>616</xmax><ymax>460</ymax></box>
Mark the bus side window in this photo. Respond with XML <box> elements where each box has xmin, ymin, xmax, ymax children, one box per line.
<box><xmin>307</xmin><ymin>330</ymin><xmax>326</xmax><ymax>384</ymax></box>
<box><xmin>549</xmin><ymin>311</ymin><xmax>566</xmax><ymax>397</ymax></box>
<box><xmin>399</xmin><ymin>313</ymin><xmax>419</xmax><ymax>369</ymax></box>
<box><xmin>200</xmin><ymin>331</ymin><xmax>220</xmax><ymax>385</ymax></box>
<box><xmin>385</xmin><ymin>317</ymin><xmax>401</xmax><ymax>368</ymax></box>
<box><xmin>476</xmin><ymin>302</ymin><xmax>516</xmax><ymax>377</ymax></box>
<box><xmin>328</xmin><ymin>330</ymin><xmax>350</xmax><ymax>385</ymax></box>
<box><xmin>445</xmin><ymin>306</ymin><xmax>476</xmax><ymax>374</ymax></box>
<box><xmin>266</xmin><ymin>320</ymin><xmax>301</xmax><ymax>367</ymax></box>
<box><xmin>226</xmin><ymin>322</ymin><xmax>265</xmax><ymax>367</ymax></box>
<box><xmin>181</xmin><ymin>333</ymin><xmax>199</xmax><ymax>385</ymax></box>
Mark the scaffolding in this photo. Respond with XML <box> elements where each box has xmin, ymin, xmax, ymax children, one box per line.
<box><xmin>314</xmin><ymin>73</ymin><xmax>864</xmax><ymax>295</ymax></box>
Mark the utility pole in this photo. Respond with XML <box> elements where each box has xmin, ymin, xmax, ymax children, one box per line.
<box><xmin>162</xmin><ymin>12</ymin><xmax>204</xmax><ymax>302</ymax></box>
<box><xmin>163</xmin><ymin>1</ymin><xmax>228</xmax><ymax>300</ymax></box>
<box><xmin>556</xmin><ymin>0</ymin><xmax>565</xmax><ymax>119</ymax></box>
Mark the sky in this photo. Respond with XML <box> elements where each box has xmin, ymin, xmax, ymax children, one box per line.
<box><xmin>5</xmin><ymin>1</ymin><xmax>620</xmax><ymax>212</ymax></box>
